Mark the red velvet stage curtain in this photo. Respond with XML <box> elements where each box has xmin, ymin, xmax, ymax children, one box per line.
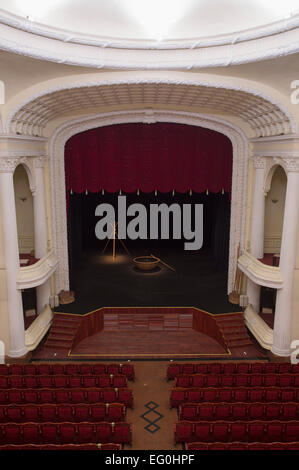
<box><xmin>65</xmin><ymin>123</ymin><xmax>232</xmax><ymax>194</ymax></box>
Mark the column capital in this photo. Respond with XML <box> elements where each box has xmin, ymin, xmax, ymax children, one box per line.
<box><xmin>0</xmin><ymin>156</ymin><xmax>19</xmax><ymax>173</ymax></box>
<box><xmin>252</xmin><ymin>156</ymin><xmax>267</xmax><ymax>169</ymax></box>
<box><xmin>283</xmin><ymin>157</ymin><xmax>299</xmax><ymax>173</ymax></box>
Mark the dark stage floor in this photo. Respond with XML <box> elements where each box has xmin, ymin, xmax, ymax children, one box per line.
<box><xmin>56</xmin><ymin>246</ymin><xmax>241</xmax><ymax>314</ymax></box>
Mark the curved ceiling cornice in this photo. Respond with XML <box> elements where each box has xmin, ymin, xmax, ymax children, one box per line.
<box><xmin>0</xmin><ymin>10</ymin><xmax>299</xmax><ymax>68</ymax></box>
<box><xmin>7</xmin><ymin>78</ymin><xmax>295</xmax><ymax>138</ymax></box>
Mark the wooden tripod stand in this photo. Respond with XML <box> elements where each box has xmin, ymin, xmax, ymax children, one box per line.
<box><xmin>102</xmin><ymin>222</ymin><xmax>131</xmax><ymax>259</ymax></box>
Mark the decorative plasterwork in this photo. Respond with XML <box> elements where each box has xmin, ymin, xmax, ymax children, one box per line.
<box><xmin>0</xmin><ymin>156</ymin><xmax>20</xmax><ymax>173</ymax></box>
<box><xmin>252</xmin><ymin>156</ymin><xmax>267</xmax><ymax>170</ymax></box>
<box><xmin>0</xmin><ymin>10</ymin><xmax>299</xmax><ymax>67</ymax></box>
<box><xmin>49</xmin><ymin>109</ymin><xmax>249</xmax><ymax>296</ymax></box>
<box><xmin>7</xmin><ymin>79</ymin><xmax>295</xmax><ymax>138</ymax></box>
<box><xmin>238</xmin><ymin>251</ymin><xmax>283</xmax><ymax>289</ymax></box>
<box><xmin>244</xmin><ymin>304</ymin><xmax>273</xmax><ymax>351</ymax></box>
<box><xmin>25</xmin><ymin>304</ymin><xmax>53</xmax><ymax>352</ymax></box>
<box><xmin>17</xmin><ymin>250</ymin><xmax>58</xmax><ymax>289</ymax></box>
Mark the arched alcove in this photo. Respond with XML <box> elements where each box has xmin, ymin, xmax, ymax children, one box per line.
<box><xmin>13</xmin><ymin>164</ymin><xmax>34</xmax><ymax>254</ymax></box>
<box><xmin>13</xmin><ymin>164</ymin><xmax>37</xmax><ymax>325</ymax></box>
<box><xmin>264</xmin><ymin>165</ymin><xmax>287</xmax><ymax>257</ymax></box>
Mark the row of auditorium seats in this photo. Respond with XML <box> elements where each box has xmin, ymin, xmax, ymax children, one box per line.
<box><xmin>178</xmin><ymin>402</ymin><xmax>299</xmax><ymax>421</ymax></box>
<box><xmin>174</xmin><ymin>420</ymin><xmax>299</xmax><ymax>443</ymax></box>
<box><xmin>175</xmin><ymin>373</ymin><xmax>299</xmax><ymax>388</ymax></box>
<box><xmin>0</xmin><ymin>388</ymin><xmax>134</xmax><ymax>407</ymax></box>
<box><xmin>0</xmin><ymin>374</ymin><xmax>127</xmax><ymax>389</ymax></box>
<box><xmin>0</xmin><ymin>421</ymin><xmax>132</xmax><ymax>445</ymax></box>
<box><xmin>185</xmin><ymin>442</ymin><xmax>299</xmax><ymax>450</ymax></box>
<box><xmin>0</xmin><ymin>443</ymin><xmax>122</xmax><ymax>450</ymax></box>
<box><xmin>0</xmin><ymin>363</ymin><xmax>135</xmax><ymax>380</ymax></box>
<box><xmin>167</xmin><ymin>362</ymin><xmax>299</xmax><ymax>380</ymax></box>
<box><xmin>0</xmin><ymin>403</ymin><xmax>126</xmax><ymax>423</ymax></box>
<box><xmin>170</xmin><ymin>387</ymin><xmax>299</xmax><ymax>407</ymax></box>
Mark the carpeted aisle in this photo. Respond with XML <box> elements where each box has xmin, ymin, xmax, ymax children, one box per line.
<box><xmin>125</xmin><ymin>362</ymin><xmax>178</xmax><ymax>450</ymax></box>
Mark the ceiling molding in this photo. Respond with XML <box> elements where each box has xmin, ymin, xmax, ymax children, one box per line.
<box><xmin>0</xmin><ymin>11</ymin><xmax>299</xmax><ymax>69</ymax></box>
<box><xmin>6</xmin><ymin>77</ymin><xmax>296</xmax><ymax>138</ymax></box>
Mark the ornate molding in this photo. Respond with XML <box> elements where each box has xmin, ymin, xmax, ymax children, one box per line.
<box><xmin>25</xmin><ymin>304</ymin><xmax>53</xmax><ymax>351</ymax></box>
<box><xmin>0</xmin><ymin>10</ymin><xmax>299</xmax><ymax>67</ymax></box>
<box><xmin>49</xmin><ymin>109</ymin><xmax>249</xmax><ymax>296</ymax></box>
<box><xmin>0</xmin><ymin>156</ymin><xmax>20</xmax><ymax>173</ymax></box>
<box><xmin>17</xmin><ymin>250</ymin><xmax>58</xmax><ymax>289</ymax></box>
<box><xmin>283</xmin><ymin>158</ymin><xmax>299</xmax><ymax>173</ymax></box>
<box><xmin>6</xmin><ymin>74</ymin><xmax>296</xmax><ymax>138</ymax></box>
<box><xmin>252</xmin><ymin>156</ymin><xmax>267</xmax><ymax>169</ymax></box>
<box><xmin>244</xmin><ymin>304</ymin><xmax>273</xmax><ymax>351</ymax></box>
<box><xmin>238</xmin><ymin>251</ymin><xmax>283</xmax><ymax>289</ymax></box>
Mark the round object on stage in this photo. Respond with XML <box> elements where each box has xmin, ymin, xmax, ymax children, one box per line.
<box><xmin>133</xmin><ymin>256</ymin><xmax>159</xmax><ymax>271</ymax></box>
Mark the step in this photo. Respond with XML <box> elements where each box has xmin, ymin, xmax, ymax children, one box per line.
<box><xmin>44</xmin><ymin>339</ymin><xmax>73</xmax><ymax>350</ymax></box>
<box><xmin>52</xmin><ymin>318</ymin><xmax>81</xmax><ymax>327</ymax></box>
<box><xmin>50</xmin><ymin>326</ymin><xmax>79</xmax><ymax>335</ymax></box>
<box><xmin>48</xmin><ymin>330</ymin><xmax>74</xmax><ymax>341</ymax></box>
<box><xmin>227</xmin><ymin>338</ymin><xmax>253</xmax><ymax>347</ymax></box>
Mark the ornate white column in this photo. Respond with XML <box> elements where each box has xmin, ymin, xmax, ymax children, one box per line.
<box><xmin>32</xmin><ymin>157</ymin><xmax>50</xmax><ymax>313</ymax></box>
<box><xmin>272</xmin><ymin>158</ymin><xmax>299</xmax><ymax>357</ymax></box>
<box><xmin>0</xmin><ymin>157</ymin><xmax>27</xmax><ymax>357</ymax></box>
<box><xmin>247</xmin><ymin>156</ymin><xmax>266</xmax><ymax>311</ymax></box>
<box><xmin>251</xmin><ymin>156</ymin><xmax>267</xmax><ymax>258</ymax></box>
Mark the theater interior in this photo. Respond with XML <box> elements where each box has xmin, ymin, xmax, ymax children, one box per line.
<box><xmin>0</xmin><ymin>0</ymin><xmax>299</xmax><ymax>451</ymax></box>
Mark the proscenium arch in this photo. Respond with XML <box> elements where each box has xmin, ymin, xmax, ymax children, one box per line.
<box><xmin>6</xmin><ymin>73</ymin><xmax>297</xmax><ymax>138</ymax></box>
<box><xmin>49</xmin><ymin>109</ymin><xmax>249</xmax><ymax>298</ymax></box>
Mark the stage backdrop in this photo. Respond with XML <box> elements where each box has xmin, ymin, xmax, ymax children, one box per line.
<box><xmin>65</xmin><ymin>123</ymin><xmax>232</xmax><ymax>194</ymax></box>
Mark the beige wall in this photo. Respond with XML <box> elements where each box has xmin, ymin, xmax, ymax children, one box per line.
<box><xmin>264</xmin><ymin>166</ymin><xmax>287</xmax><ymax>254</ymax></box>
<box><xmin>13</xmin><ymin>165</ymin><xmax>34</xmax><ymax>254</ymax></box>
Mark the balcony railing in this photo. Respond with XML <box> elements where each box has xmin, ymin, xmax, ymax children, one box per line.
<box><xmin>25</xmin><ymin>304</ymin><xmax>53</xmax><ymax>351</ymax></box>
<box><xmin>244</xmin><ymin>304</ymin><xmax>273</xmax><ymax>350</ymax></box>
<box><xmin>238</xmin><ymin>251</ymin><xmax>283</xmax><ymax>289</ymax></box>
<box><xmin>17</xmin><ymin>250</ymin><xmax>58</xmax><ymax>289</ymax></box>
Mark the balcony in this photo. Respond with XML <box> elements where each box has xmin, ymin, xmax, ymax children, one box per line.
<box><xmin>17</xmin><ymin>250</ymin><xmax>58</xmax><ymax>290</ymax></box>
<box><xmin>238</xmin><ymin>251</ymin><xmax>283</xmax><ymax>289</ymax></box>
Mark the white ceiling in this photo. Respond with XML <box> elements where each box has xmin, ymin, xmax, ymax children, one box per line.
<box><xmin>1</xmin><ymin>0</ymin><xmax>299</xmax><ymax>40</ymax></box>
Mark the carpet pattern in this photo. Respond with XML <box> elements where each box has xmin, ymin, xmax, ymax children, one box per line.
<box><xmin>140</xmin><ymin>401</ymin><xmax>164</xmax><ymax>434</ymax></box>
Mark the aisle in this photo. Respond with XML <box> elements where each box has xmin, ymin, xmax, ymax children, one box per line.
<box><xmin>125</xmin><ymin>362</ymin><xmax>178</xmax><ymax>450</ymax></box>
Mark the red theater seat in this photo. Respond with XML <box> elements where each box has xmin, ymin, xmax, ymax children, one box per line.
<box><xmin>23</xmin><ymin>423</ymin><xmax>40</xmax><ymax>444</ymax></box>
<box><xmin>40</xmin><ymin>405</ymin><xmax>57</xmax><ymax>421</ymax></box>
<box><xmin>40</xmin><ymin>423</ymin><xmax>58</xmax><ymax>444</ymax></box>
<box><xmin>73</xmin><ymin>405</ymin><xmax>90</xmax><ymax>422</ymax></box>
<box><xmin>95</xmin><ymin>423</ymin><xmax>112</xmax><ymax>443</ymax></box>
<box><xmin>248</xmin><ymin>422</ymin><xmax>265</xmax><ymax>442</ymax></box>
<box><xmin>39</xmin><ymin>377</ymin><xmax>52</xmax><ymax>388</ymax></box>
<box><xmin>77</xmin><ymin>423</ymin><xmax>95</xmax><ymax>443</ymax></box>
<box><xmin>230</xmin><ymin>423</ymin><xmax>247</xmax><ymax>441</ymax></box>
<box><xmin>107</xmin><ymin>403</ymin><xmax>125</xmax><ymax>422</ymax></box>
<box><xmin>59</xmin><ymin>423</ymin><xmax>76</xmax><ymax>443</ymax></box>
<box><xmin>231</xmin><ymin>404</ymin><xmax>247</xmax><ymax>420</ymax></box>
<box><xmin>90</xmin><ymin>405</ymin><xmax>106</xmax><ymax>422</ymax></box>
<box><xmin>188</xmin><ymin>389</ymin><xmax>203</xmax><ymax>403</ymax></box>
<box><xmin>113</xmin><ymin>423</ymin><xmax>132</xmax><ymax>444</ymax></box>
<box><xmin>69</xmin><ymin>390</ymin><xmax>85</xmax><ymax>403</ymax></box>
<box><xmin>194</xmin><ymin>423</ymin><xmax>211</xmax><ymax>442</ymax></box>
<box><xmin>23</xmin><ymin>405</ymin><xmax>39</xmax><ymax>422</ymax></box>
<box><xmin>213</xmin><ymin>422</ymin><xmax>228</xmax><ymax>442</ymax></box>
<box><xmin>57</xmin><ymin>405</ymin><xmax>73</xmax><ymax>422</ymax></box>
<box><xmin>175</xmin><ymin>422</ymin><xmax>193</xmax><ymax>442</ymax></box>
